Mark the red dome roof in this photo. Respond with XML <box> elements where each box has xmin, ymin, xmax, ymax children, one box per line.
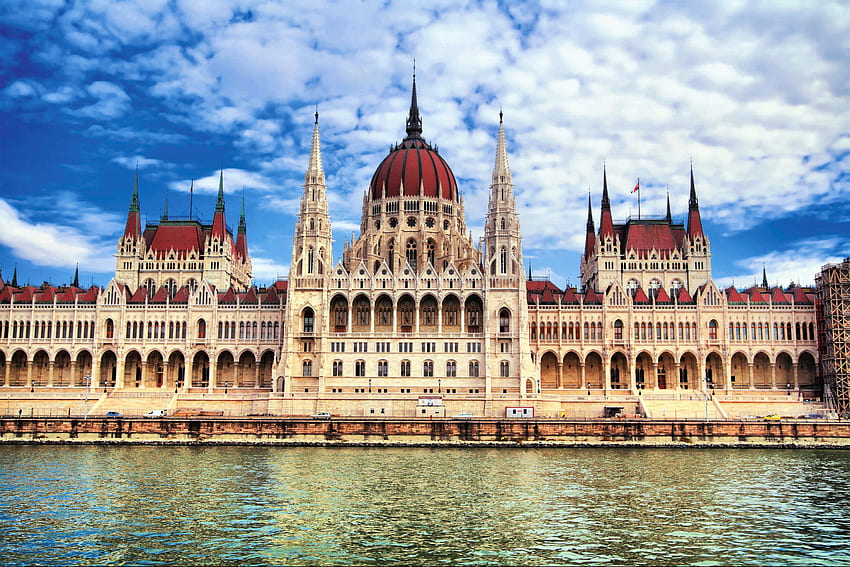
<box><xmin>369</xmin><ymin>137</ymin><xmax>457</xmax><ymax>201</ymax></box>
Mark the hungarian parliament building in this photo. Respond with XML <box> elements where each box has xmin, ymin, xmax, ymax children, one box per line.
<box><xmin>0</xmin><ymin>79</ymin><xmax>828</xmax><ymax>419</ymax></box>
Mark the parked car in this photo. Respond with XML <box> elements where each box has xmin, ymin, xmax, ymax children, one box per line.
<box><xmin>144</xmin><ymin>409</ymin><xmax>167</xmax><ymax>418</ymax></box>
<box><xmin>763</xmin><ymin>414</ymin><xmax>782</xmax><ymax>421</ymax></box>
<box><xmin>799</xmin><ymin>414</ymin><xmax>825</xmax><ymax>419</ymax></box>
<box><xmin>105</xmin><ymin>411</ymin><xmax>122</xmax><ymax>418</ymax></box>
<box><xmin>311</xmin><ymin>412</ymin><xmax>332</xmax><ymax>420</ymax></box>
<box><xmin>454</xmin><ymin>412</ymin><xmax>474</xmax><ymax>418</ymax></box>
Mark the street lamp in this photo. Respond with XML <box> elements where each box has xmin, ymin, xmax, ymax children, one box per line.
<box><xmin>704</xmin><ymin>374</ymin><xmax>712</xmax><ymax>422</ymax></box>
<box><xmin>368</xmin><ymin>378</ymin><xmax>371</xmax><ymax>393</ymax></box>
<box><xmin>438</xmin><ymin>378</ymin><xmax>441</xmax><ymax>393</ymax></box>
<box><xmin>83</xmin><ymin>374</ymin><xmax>91</xmax><ymax>419</ymax></box>
<box><xmin>224</xmin><ymin>381</ymin><xmax>229</xmax><ymax>394</ymax></box>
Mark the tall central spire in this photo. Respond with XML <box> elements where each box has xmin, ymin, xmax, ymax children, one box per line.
<box><xmin>405</xmin><ymin>64</ymin><xmax>422</xmax><ymax>139</ymax></box>
<box><xmin>491</xmin><ymin>110</ymin><xmax>512</xmax><ymax>186</ymax></box>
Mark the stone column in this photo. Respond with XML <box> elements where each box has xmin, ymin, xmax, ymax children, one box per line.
<box><xmin>555</xmin><ymin>362</ymin><xmax>563</xmax><ymax>389</ymax></box>
<box><xmin>792</xmin><ymin>362</ymin><xmax>799</xmax><ymax>389</ymax></box>
<box><xmin>747</xmin><ymin>363</ymin><xmax>754</xmax><ymax>390</ymax></box>
<box><xmin>26</xmin><ymin>361</ymin><xmax>33</xmax><ymax>389</ymax></box>
<box><xmin>579</xmin><ymin>363</ymin><xmax>586</xmax><ymax>393</ymax></box>
<box><xmin>770</xmin><ymin>363</ymin><xmax>777</xmax><ymax>389</ymax></box>
<box><xmin>673</xmin><ymin>362</ymin><xmax>681</xmax><ymax>390</ymax></box>
<box><xmin>604</xmin><ymin>359</ymin><xmax>613</xmax><ymax>391</ymax></box>
<box><xmin>628</xmin><ymin>357</ymin><xmax>636</xmax><ymax>391</ymax></box>
<box><xmin>183</xmin><ymin>356</ymin><xmax>193</xmax><ymax>392</ymax></box>
<box><xmin>47</xmin><ymin>361</ymin><xmax>55</xmax><ymax>387</ymax></box>
<box><xmin>3</xmin><ymin>360</ymin><xmax>10</xmax><ymax>387</ymax></box>
<box><xmin>69</xmin><ymin>360</ymin><xmax>77</xmax><ymax>387</ymax></box>
<box><xmin>161</xmin><ymin>361</ymin><xmax>169</xmax><ymax>390</ymax></box>
<box><xmin>208</xmin><ymin>355</ymin><xmax>217</xmax><ymax>392</ymax></box>
<box><xmin>651</xmin><ymin>361</ymin><xmax>658</xmax><ymax>390</ymax></box>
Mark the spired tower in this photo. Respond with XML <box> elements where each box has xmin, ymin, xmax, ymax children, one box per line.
<box><xmin>282</xmin><ymin>111</ymin><xmax>333</xmax><ymax>393</ymax></box>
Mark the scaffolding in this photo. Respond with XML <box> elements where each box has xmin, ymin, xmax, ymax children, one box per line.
<box><xmin>817</xmin><ymin>258</ymin><xmax>850</xmax><ymax>415</ymax></box>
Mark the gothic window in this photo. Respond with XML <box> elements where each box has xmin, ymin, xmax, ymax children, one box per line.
<box><xmin>302</xmin><ymin>308</ymin><xmax>314</xmax><ymax>333</ymax></box>
<box><xmin>465</xmin><ymin>297</ymin><xmax>482</xmax><ymax>332</ymax></box>
<box><xmin>469</xmin><ymin>361</ymin><xmax>479</xmax><ymax>377</ymax></box>
<box><xmin>423</xmin><ymin>360</ymin><xmax>434</xmax><ymax>377</ymax></box>
<box><xmin>302</xmin><ymin>360</ymin><xmax>312</xmax><ymax>377</ymax></box>
<box><xmin>614</xmin><ymin>320</ymin><xmax>623</xmax><ymax>340</ymax></box>
<box><xmin>105</xmin><ymin>319</ymin><xmax>114</xmax><ymax>339</ymax></box>
<box><xmin>307</xmin><ymin>247</ymin><xmax>315</xmax><ymax>274</ymax></box>
<box><xmin>355</xmin><ymin>360</ymin><xmax>366</xmax><ymax>377</ymax></box>
<box><xmin>626</xmin><ymin>279</ymin><xmax>639</xmax><ymax>295</ymax></box>
<box><xmin>401</xmin><ymin>360</ymin><xmax>411</xmax><ymax>377</ymax></box>
<box><xmin>500</xmin><ymin>247</ymin><xmax>507</xmax><ymax>274</ymax></box>
<box><xmin>197</xmin><ymin>319</ymin><xmax>206</xmax><ymax>339</ymax></box>
<box><xmin>426</xmin><ymin>239</ymin><xmax>435</xmax><ymax>267</ymax></box>
<box><xmin>378</xmin><ymin>297</ymin><xmax>392</xmax><ymax>326</ymax></box>
<box><xmin>378</xmin><ymin>360</ymin><xmax>388</xmax><ymax>377</ymax></box>
<box><xmin>143</xmin><ymin>278</ymin><xmax>156</xmax><ymax>297</ymax></box>
<box><xmin>332</xmin><ymin>360</ymin><xmax>343</xmax><ymax>377</ymax></box>
<box><xmin>499</xmin><ymin>308</ymin><xmax>511</xmax><ymax>333</ymax></box>
<box><xmin>356</xmin><ymin>298</ymin><xmax>370</xmax><ymax>326</ymax></box>
<box><xmin>443</xmin><ymin>298</ymin><xmax>458</xmax><ymax>326</ymax></box>
<box><xmin>421</xmin><ymin>297</ymin><xmax>436</xmax><ymax>326</ymax></box>
<box><xmin>406</xmin><ymin>239</ymin><xmax>417</xmax><ymax>267</ymax></box>
<box><xmin>400</xmin><ymin>298</ymin><xmax>414</xmax><ymax>327</ymax></box>
<box><xmin>500</xmin><ymin>361</ymin><xmax>509</xmax><ymax>377</ymax></box>
<box><xmin>709</xmin><ymin>320</ymin><xmax>718</xmax><ymax>340</ymax></box>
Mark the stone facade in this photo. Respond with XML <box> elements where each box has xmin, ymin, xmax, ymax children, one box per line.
<box><xmin>0</xmin><ymin>78</ymin><xmax>823</xmax><ymax>418</ymax></box>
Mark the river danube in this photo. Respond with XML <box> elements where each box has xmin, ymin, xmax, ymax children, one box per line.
<box><xmin>1</xmin><ymin>445</ymin><xmax>848</xmax><ymax>565</ymax></box>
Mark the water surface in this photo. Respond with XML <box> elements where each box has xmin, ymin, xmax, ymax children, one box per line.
<box><xmin>1</xmin><ymin>446</ymin><xmax>848</xmax><ymax>565</ymax></box>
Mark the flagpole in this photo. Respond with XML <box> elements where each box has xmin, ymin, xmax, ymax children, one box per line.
<box><xmin>637</xmin><ymin>178</ymin><xmax>640</xmax><ymax>220</ymax></box>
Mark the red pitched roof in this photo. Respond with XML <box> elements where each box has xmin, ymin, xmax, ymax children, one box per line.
<box><xmin>770</xmin><ymin>287</ymin><xmax>790</xmax><ymax>304</ymax></box>
<box><xmin>35</xmin><ymin>286</ymin><xmax>56</xmax><ymax>302</ymax></box>
<box><xmin>148</xmin><ymin>223</ymin><xmax>205</xmax><ymax>258</ymax></box>
<box><xmin>562</xmin><ymin>287</ymin><xmax>579</xmax><ymax>304</ymax></box>
<box><xmin>241</xmin><ymin>287</ymin><xmax>258</xmax><ymax>304</ymax></box>
<box><xmin>583</xmin><ymin>288</ymin><xmax>602</xmax><ymax>303</ymax></box>
<box><xmin>622</xmin><ymin>223</ymin><xmax>680</xmax><ymax>254</ymax></box>
<box><xmin>792</xmin><ymin>286</ymin><xmax>812</xmax><ymax>305</ymax></box>
<box><xmin>655</xmin><ymin>287</ymin><xmax>671</xmax><ymax>303</ymax></box>
<box><xmin>80</xmin><ymin>287</ymin><xmax>100</xmax><ymax>302</ymax></box>
<box><xmin>725</xmin><ymin>286</ymin><xmax>745</xmax><ymax>303</ymax></box>
<box><xmin>219</xmin><ymin>288</ymin><xmax>237</xmax><ymax>304</ymax></box>
<box><xmin>633</xmin><ymin>287</ymin><xmax>650</xmax><ymax>303</ymax></box>
<box><xmin>262</xmin><ymin>286</ymin><xmax>280</xmax><ymax>305</ymax></box>
<box><xmin>746</xmin><ymin>287</ymin><xmax>767</xmax><ymax>303</ymax></box>
<box><xmin>677</xmin><ymin>287</ymin><xmax>693</xmax><ymax>303</ymax></box>
<box><xmin>150</xmin><ymin>286</ymin><xmax>169</xmax><ymax>303</ymax></box>
<box><xmin>273</xmin><ymin>280</ymin><xmax>287</xmax><ymax>292</ymax></box>
<box><xmin>129</xmin><ymin>287</ymin><xmax>148</xmax><ymax>303</ymax></box>
<box><xmin>15</xmin><ymin>287</ymin><xmax>34</xmax><ymax>302</ymax></box>
<box><xmin>172</xmin><ymin>286</ymin><xmax>189</xmax><ymax>303</ymax></box>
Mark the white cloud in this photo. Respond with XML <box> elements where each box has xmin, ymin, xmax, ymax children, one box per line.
<box><xmin>169</xmin><ymin>168</ymin><xmax>275</xmax><ymax>195</ymax></box>
<box><xmin>112</xmin><ymin>155</ymin><xmax>167</xmax><ymax>169</ymax></box>
<box><xmin>0</xmin><ymin>198</ymin><xmax>115</xmax><ymax>271</ymax></box>
<box><xmin>250</xmin><ymin>256</ymin><xmax>289</xmax><ymax>282</ymax></box>
<box><xmin>70</xmin><ymin>81</ymin><xmax>131</xmax><ymax>119</ymax></box>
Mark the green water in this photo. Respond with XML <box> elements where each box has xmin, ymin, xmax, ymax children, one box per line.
<box><xmin>1</xmin><ymin>446</ymin><xmax>848</xmax><ymax>565</ymax></box>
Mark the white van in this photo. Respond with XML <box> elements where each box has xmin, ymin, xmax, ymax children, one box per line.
<box><xmin>143</xmin><ymin>409</ymin><xmax>167</xmax><ymax>418</ymax></box>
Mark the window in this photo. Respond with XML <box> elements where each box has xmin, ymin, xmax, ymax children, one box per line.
<box><xmin>499</xmin><ymin>361</ymin><xmax>509</xmax><ymax>377</ymax></box>
<box><xmin>378</xmin><ymin>360</ymin><xmax>388</xmax><ymax>377</ymax></box>
<box><xmin>355</xmin><ymin>360</ymin><xmax>366</xmax><ymax>377</ymax></box>
<box><xmin>332</xmin><ymin>360</ymin><xmax>343</xmax><ymax>377</ymax></box>
<box><xmin>423</xmin><ymin>360</ymin><xmax>434</xmax><ymax>377</ymax></box>
<box><xmin>197</xmin><ymin>319</ymin><xmax>206</xmax><ymax>339</ymax></box>
<box><xmin>446</xmin><ymin>361</ymin><xmax>457</xmax><ymax>377</ymax></box>
<box><xmin>469</xmin><ymin>361</ymin><xmax>479</xmax><ymax>377</ymax></box>
<box><xmin>499</xmin><ymin>308</ymin><xmax>511</xmax><ymax>333</ymax></box>
<box><xmin>302</xmin><ymin>360</ymin><xmax>313</xmax><ymax>377</ymax></box>
<box><xmin>614</xmin><ymin>320</ymin><xmax>623</xmax><ymax>340</ymax></box>
<box><xmin>303</xmin><ymin>308</ymin><xmax>314</xmax><ymax>333</ymax></box>
<box><xmin>709</xmin><ymin>320</ymin><xmax>718</xmax><ymax>340</ymax></box>
<box><xmin>400</xmin><ymin>360</ymin><xmax>411</xmax><ymax>377</ymax></box>
<box><xmin>105</xmin><ymin>319</ymin><xmax>114</xmax><ymax>339</ymax></box>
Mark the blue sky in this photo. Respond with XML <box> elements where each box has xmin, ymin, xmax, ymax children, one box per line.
<box><xmin>1</xmin><ymin>0</ymin><xmax>848</xmax><ymax>291</ymax></box>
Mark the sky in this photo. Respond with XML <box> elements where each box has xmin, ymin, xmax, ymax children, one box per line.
<box><xmin>1</xmin><ymin>0</ymin><xmax>848</xmax><ymax>292</ymax></box>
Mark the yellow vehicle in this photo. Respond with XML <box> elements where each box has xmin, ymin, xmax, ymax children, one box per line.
<box><xmin>763</xmin><ymin>414</ymin><xmax>782</xmax><ymax>421</ymax></box>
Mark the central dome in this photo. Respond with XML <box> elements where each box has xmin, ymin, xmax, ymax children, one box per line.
<box><xmin>368</xmin><ymin>74</ymin><xmax>458</xmax><ymax>202</ymax></box>
<box><xmin>368</xmin><ymin>137</ymin><xmax>458</xmax><ymax>201</ymax></box>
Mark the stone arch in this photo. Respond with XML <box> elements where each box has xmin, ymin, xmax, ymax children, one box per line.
<box><xmin>397</xmin><ymin>293</ymin><xmax>415</xmax><ymax>333</ymax></box>
<box><xmin>330</xmin><ymin>294</ymin><xmax>349</xmax><ymax>332</ymax></box>
<box><xmin>705</xmin><ymin>351</ymin><xmax>724</xmax><ymax>389</ymax></box>
<box><xmin>53</xmin><ymin>349</ymin><xmax>72</xmax><ymax>386</ymax></box>
<box><xmin>99</xmin><ymin>350</ymin><xmax>117</xmax><ymax>388</ymax></box>
<box><xmin>31</xmin><ymin>349</ymin><xmax>50</xmax><ymax>388</ymax></box>
<box><xmin>237</xmin><ymin>350</ymin><xmax>258</xmax><ymax>388</ymax></box>
<box><xmin>730</xmin><ymin>351</ymin><xmax>749</xmax><ymax>389</ymax></box>
<box><xmin>540</xmin><ymin>351</ymin><xmax>559</xmax><ymax>389</ymax></box>
<box><xmin>259</xmin><ymin>350</ymin><xmax>275</xmax><ymax>389</ymax></box>
<box><xmin>419</xmin><ymin>293</ymin><xmax>438</xmax><ymax>331</ymax></box>
<box><xmin>352</xmin><ymin>294</ymin><xmax>371</xmax><ymax>332</ymax></box>
<box><xmin>464</xmin><ymin>295</ymin><xmax>482</xmax><ymax>333</ymax></box>
<box><xmin>9</xmin><ymin>350</ymin><xmax>28</xmax><ymax>387</ymax></box>
<box><xmin>145</xmin><ymin>350</ymin><xmax>165</xmax><ymax>388</ymax></box>
<box><xmin>776</xmin><ymin>351</ymin><xmax>794</xmax><ymax>391</ymax></box>
<box><xmin>192</xmin><ymin>351</ymin><xmax>210</xmax><ymax>387</ymax></box>
<box><xmin>441</xmin><ymin>294</ymin><xmax>461</xmax><ymax>331</ymax></box>
<box><xmin>562</xmin><ymin>351</ymin><xmax>582</xmax><ymax>389</ymax></box>
<box><xmin>167</xmin><ymin>350</ymin><xmax>186</xmax><ymax>390</ymax></box>
<box><xmin>678</xmin><ymin>352</ymin><xmax>698</xmax><ymax>390</ymax></box>
<box><xmin>375</xmin><ymin>294</ymin><xmax>393</xmax><ymax>331</ymax></box>
<box><xmin>610</xmin><ymin>351</ymin><xmax>629</xmax><ymax>390</ymax></box>
<box><xmin>124</xmin><ymin>350</ymin><xmax>143</xmax><ymax>389</ymax></box>
<box><xmin>635</xmin><ymin>351</ymin><xmax>654</xmax><ymax>389</ymax></box>
<box><xmin>753</xmin><ymin>351</ymin><xmax>772</xmax><ymax>388</ymax></box>
<box><xmin>73</xmin><ymin>350</ymin><xmax>93</xmax><ymax>387</ymax></box>
<box><xmin>798</xmin><ymin>351</ymin><xmax>818</xmax><ymax>390</ymax></box>
<box><xmin>217</xmin><ymin>351</ymin><xmax>236</xmax><ymax>388</ymax></box>
<box><xmin>657</xmin><ymin>351</ymin><xmax>676</xmax><ymax>390</ymax></box>
<box><xmin>584</xmin><ymin>351</ymin><xmax>604</xmax><ymax>390</ymax></box>
<box><xmin>301</xmin><ymin>307</ymin><xmax>315</xmax><ymax>333</ymax></box>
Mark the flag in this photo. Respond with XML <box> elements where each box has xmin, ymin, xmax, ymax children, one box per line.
<box><xmin>632</xmin><ymin>179</ymin><xmax>639</xmax><ymax>193</ymax></box>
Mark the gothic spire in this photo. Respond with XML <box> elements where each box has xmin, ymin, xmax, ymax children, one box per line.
<box><xmin>123</xmin><ymin>167</ymin><xmax>142</xmax><ymax>239</ymax></box>
<box><xmin>216</xmin><ymin>169</ymin><xmax>225</xmax><ymax>212</ymax></box>
<box><xmin>405</xmin><ymin>65</ymin><xmax>423</xmax><ymax>139</ymax></box>
<box><xmin>11</xmin><ymin>265</ymin><xmax>18</xmax><ymax>287</ymax></box>
<box><xmin>306</xmin><ymin>110</ymin><xmax>326</xmax><ymax>185</ymax></box>
<box><xmin>236</xmin><ymin>192</ymin><xmax>248</xmax><ymax>260</ymax></box>
<box><xmin>600</xmin><ymin>164</ymin><xmax>614</xmax><ymax>238</ymax></box>
<box><xmin>491</xmin><ymin>109</ymin><xmax>512</xmax><ymax>186</ymax></box>
<box><xmin>72</xmin><ymin>263</ymin><xmax>79</xmax><ymax>288</ymax></box>
<box><xmin>162</xmin><ymin>193</ymin><xmax>169</xmax><ymax>221</ymax></box>
<box><xmin>762</xmin><ymin>263</ymin><xmax>769</xmax><ymax>289</ymax></box>
<box><xmin>666</xmin><ymin>190</ymin><xmax>672</xmax><ymax>223</ymax></box>
<box><xmin>586</xmin><ymin>190</ymin><xmax>595</xmax><ymax>233</ymax></box>
<box><xmin>687</xmin><ymin>162</ymin><xmax>704</xmax><ymax>237</ymax></box>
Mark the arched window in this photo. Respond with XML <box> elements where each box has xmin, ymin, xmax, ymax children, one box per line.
<box><xmin>332</xmin><ymin>360</ymin><xmax>343</xmax><ymax>377</ymax></box>
<box><xmin>500</xmin><ymin>361</ymin><xmax>509</xmax><ymax>377</ymax></box>
<box><xmin>499</xmin><ymin>308</ymin><xmax>511</xmax><ymax>333</ymax></box>
<box><xmin>400</xmin><ymin>360</ymin><xmax>411</xmax><ymax>377</ymax></box>
<box><xmin>500</xmin><ymin>247</ymin><xmax>507</xmax><ymax>274</ymax></box>
<box><xmin>378</xmin><ymin>360</ymin><xmax>388</xmax><ymax>377</ymax></box>
<box><xmin>446</xmin><ymin>361</ymin><xmax>456</xmax><ymax>377</ymax></box>
<box><xmin>105</xmin><ymin>319</ymin><xmax>114</xmax><ymax>339</ymax></box>
<box><xmin>197</xmin><ymin>319</ymin><xmax>206</xmax><ymax>339</ymax></box>
<box><xmin>406</xmin><ymin>239</ymin><xmax>417</xmax><ymax>267</ymax></box>
<box><xmin>426</xmin><ymin>239</ymin><xmax>435</xmax><ymax>267</ymax></box>
<box><xmin>469</xmin><ymin>361</ymin><xmax>479</xmax><ymax>377</ymax></box>
<box><xmin>423</xmin><ymin>360</ymin><xmax>434</xmax><ymax>377</ymax></box>
<box><xmin>303</xmin><ymin>307</ymin><xmax>314</xmax><ymax>333</ymax></box>
<box><xmin>614</xmin><ymin>319</ymin><xmax>623</xmax><ymax>340</ymax></box>
<box><xmin>302</xmin><ymin>360</ymin><xmax>312</xmax><ymax>377</ymax></box>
